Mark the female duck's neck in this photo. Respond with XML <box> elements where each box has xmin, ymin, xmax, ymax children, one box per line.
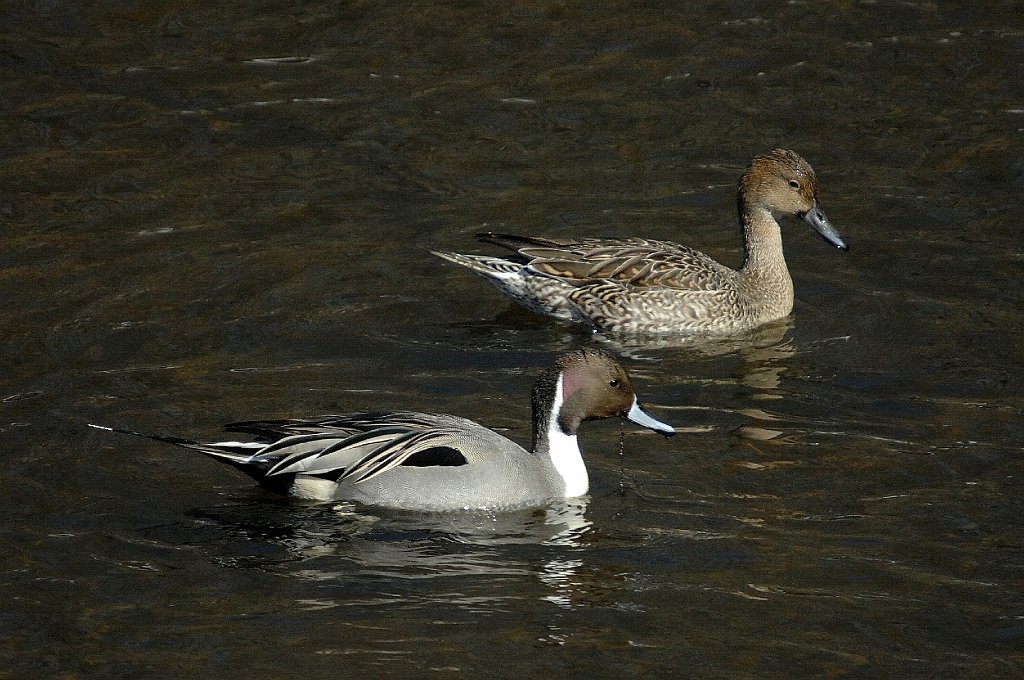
<box><xmin>739</xmin><ymin>206</ymin><xmax>788</xmax><ymax>278</ymax></box>
<box><xmin>733</xmin><ymin>206</ymin><xmax>795</xmax><ymax>320</ymax></box>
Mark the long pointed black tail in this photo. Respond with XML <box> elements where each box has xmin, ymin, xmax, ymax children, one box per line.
<box><xmin>88</xmin><ymin>423</ymin><xmax>205</xmax><ymax>450</ymax></box>
<box><xmin>88</xmin><ymin>423</ymin><xmax>269</xmax><ymax>478</ymax></box>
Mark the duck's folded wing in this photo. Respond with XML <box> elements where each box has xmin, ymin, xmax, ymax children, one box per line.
<box><xmin>532</xmin><ymin>249</ymin><xmax>722</xmax><ymax>289</ymax></box>
<box><xmin>263</xmin><ymin>426</ymin><xmax>469</xmax><ymax>484</ymax></box>
<box><xmin>479</xmin><ymin>233</ymin><xmax>731</xmax><ymax>291</ymax></box>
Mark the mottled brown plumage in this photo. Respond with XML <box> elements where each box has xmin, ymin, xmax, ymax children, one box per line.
<box><xmin>434</xmin><ymin>149</ymin><xmax>847</xmax><ymax>335</ymax></box>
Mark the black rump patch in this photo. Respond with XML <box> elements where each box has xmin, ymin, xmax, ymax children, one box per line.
<box><xmin>402</xmin><ymin>447</ymin><xmax>468</xmax><ymax>468</ymax></box>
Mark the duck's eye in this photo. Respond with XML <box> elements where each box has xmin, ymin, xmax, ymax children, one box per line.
<box><xmin>788</xmin><ymin>179</ymin><xmax>800</xmax><ymax>190</ymax></box>
<box><xmin>609</xmin><ymin>379</ymin><xmax>620</xmax><ymax>388</ymax></box>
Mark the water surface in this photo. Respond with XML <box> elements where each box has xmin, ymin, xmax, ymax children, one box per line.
<box><xmin>1</xmin><ymin>2</ymin><xmax>1022</xmax><ymax>677</ymax></box>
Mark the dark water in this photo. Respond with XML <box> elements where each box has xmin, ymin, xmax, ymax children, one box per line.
<box><xmin>2</xmin><ymin>2</ymin><xmax>1022</xmax><ymax>677</ymax></box>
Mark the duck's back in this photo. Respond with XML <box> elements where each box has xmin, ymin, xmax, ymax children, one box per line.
<box><xmin>518</xmin><ymin>236</ymin><xmax>738</xmax><ymax>293</ymax></box>
<box><xmin>268</xmin><ymin>411</ymin><xmax>564</xmax><ymax>511</ymax></box>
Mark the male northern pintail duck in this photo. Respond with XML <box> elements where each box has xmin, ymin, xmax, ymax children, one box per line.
<box><xmin>433</xmin><ymin>149</ymin><xmax>848</xmax><ymax>335</ymax></box>
<box><xmin>91</xmin><ymin>349</ymin><xmax>674</xmax><ymax>511</ymax></box>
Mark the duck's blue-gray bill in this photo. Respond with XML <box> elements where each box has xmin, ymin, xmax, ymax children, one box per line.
<box><xmin>802</xmin><ymin>200</ymin><xmax>848</xmax><ymax>251</ymax></box>
<box><xmin>626</xmin><ymin>399</ymin><xmax>675</xmax><ymax>436</ymax></box>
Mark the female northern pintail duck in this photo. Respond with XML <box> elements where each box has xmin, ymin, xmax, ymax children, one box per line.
<box><xmin>433</xmin><ymin>149</ymin><xmax>847</xmax><ymax>335</ymax></box>
<box><xmin>91</xmin><ymin>349</ymin><xmax>674</xmax><ymax>511</ymax></box>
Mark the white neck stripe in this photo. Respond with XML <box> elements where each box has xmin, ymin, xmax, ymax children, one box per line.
<box><xmin>547</xmin><ymin>373</ymin><xmax>589</xmax><ymax>497</ymax></box>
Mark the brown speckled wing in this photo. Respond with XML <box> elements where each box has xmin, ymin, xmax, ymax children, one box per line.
<box><xmin>516</xmin><ymin>237</ymin><xmax>735</xmax><ymax>292</ymax></box>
